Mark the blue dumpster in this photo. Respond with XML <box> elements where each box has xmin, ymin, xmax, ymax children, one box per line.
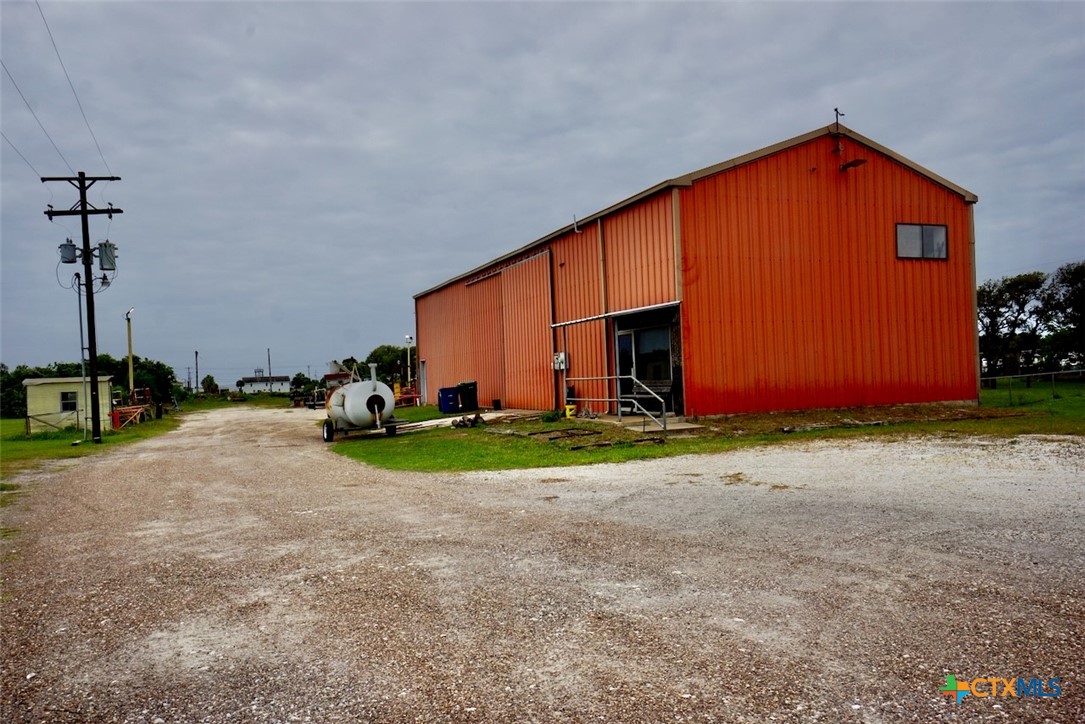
<box><xmin>438</xmin><ymin>387</ymin><xmax>460</xmax><ymax>414</ymax></box>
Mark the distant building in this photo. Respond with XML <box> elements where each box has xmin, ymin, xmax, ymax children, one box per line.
<box><xmin>22</xmin><ymin>376</ymin><xmax>114</xmax><ymax>434</ymax></box>
<box><xmin>414</xmin><ymin>124</ymin><xmax>980</xmax><ymax>416</ymax></box>
<box><xmin>237</xmin><ymin>375</ymin><xmax>291</xmax><ymax>393</ymax></box>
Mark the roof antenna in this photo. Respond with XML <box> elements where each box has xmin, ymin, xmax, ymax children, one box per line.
<box><xmin>573</xmin><ymin>214</ymin><xmax>582</xmax><ymax>234</ymax></box>
<box><xmin>834</xmin><ymin>107</ymin><xmax>845</xmax><ymax>134</ymax></box>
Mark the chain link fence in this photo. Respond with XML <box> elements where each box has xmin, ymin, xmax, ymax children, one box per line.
<box><xmin>979</xmin><ymin>369</ymin><xmax>1084</xmax><ymax>406</ymax></box>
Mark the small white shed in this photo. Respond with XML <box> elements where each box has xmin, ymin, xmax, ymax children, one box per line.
<box><xmin>238</xmin><ymin>375</ymin><xmax>291</xmax><ymax>393</ymax></box>
<box><xmin>22</xmin><ymin>376</ymin><xmax>114</xmax><ymax>434</ymax></box>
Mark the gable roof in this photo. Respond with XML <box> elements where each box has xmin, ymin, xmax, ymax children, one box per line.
<box><xmin>416</xmin><ymin>124</ymin><xmax>977</xmax><ymax>298</ymax></box>
<box><xmin>680</xmin><ymin>124</ymin><xmax>978</xmax><ymax>201</ymax></box>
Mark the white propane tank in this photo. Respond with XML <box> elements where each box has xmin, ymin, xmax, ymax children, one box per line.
<box><xmin>328</xmin><ymin>363</ymin><xmax>395</xmax><ymax>430</ymax></box>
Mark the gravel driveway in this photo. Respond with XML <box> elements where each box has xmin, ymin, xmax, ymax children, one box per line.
<box><xmin>1</xmin><ymin>406</ymin><xmax>1082</xmax><ymax>722</ymax></box>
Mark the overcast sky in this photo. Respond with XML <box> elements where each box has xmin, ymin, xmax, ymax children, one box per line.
<box><xmin>2</xmin><ymin>1</ymin><xmax>1082</xmax><ymax>387</ymax></box>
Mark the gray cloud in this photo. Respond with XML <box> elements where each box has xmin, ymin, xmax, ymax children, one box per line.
<box><xmin>3</xmin><ymin>1</ymin><xmax>1082</xmax><ymax>383</ymax></box>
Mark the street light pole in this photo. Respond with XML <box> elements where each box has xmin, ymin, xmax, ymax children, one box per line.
<box><xmin>126</xmin><ymin>308</ymin><xmax>135</xmax><ymax>401</ymax></box>
<box><xmin>405</xmin><ymin>334</ymin><xmax>414</xmax><ymax>388</ymax></box>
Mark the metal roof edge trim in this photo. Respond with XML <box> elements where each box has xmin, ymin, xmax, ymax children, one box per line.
<box><xmin>22</xmin><ymin>376</ymin><xmax>114</xmax><ymax>386</ymax></box>
<box><xmin>839</xmin><ymin>126</ymin><xmax>979</xmax><ymax>204</ymax></box>
<box><xmin>551</xmin><ymin>301</ymin><xmax>681</xmax><ymax>329</ymax></box>
<box><xmin>413</xmin><ymin>183</ymin><xmax>681</xmax><ymax>300</ymax></box>
<box><xmin>686</xmin><ymin>124</ymin><xmax>978</xmax><ymax>203</ymax></box>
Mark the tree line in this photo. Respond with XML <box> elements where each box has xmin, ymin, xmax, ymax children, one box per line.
<box><xmin>285</xmin><ymin>345</ymin><xmax>416</xmax><ymax>396</ymax></box>
<box><xmin>0</xmin><ymin>354</ymin><xmax>180</xmax><ymax>419</ymax></box>
<box><xmin>977</xmin><ymin>259</ymin><xmax>1083</xmax><ymax>381</ymax></box>
<box><xmin>1</xmin><ymin>344</ymin><xmax>417</xmax><ymax>419</ymax></box>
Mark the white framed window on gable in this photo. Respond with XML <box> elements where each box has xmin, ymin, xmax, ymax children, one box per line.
<box><xmin>896</xmin><ymin>223</ymin><xmax>947</xmax><ymax>260</ymax></box>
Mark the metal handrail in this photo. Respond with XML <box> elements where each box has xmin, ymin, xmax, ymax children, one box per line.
<box><xmin>564</xmin><ymin>374</ymin><xmax>668</xmax><ymax>434</ymax></box>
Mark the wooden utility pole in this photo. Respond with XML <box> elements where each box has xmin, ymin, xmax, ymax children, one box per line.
<box><xmin>42</xmin><ymin>172</ymin><xmax>122</xmax><ymax>443</ymax></box>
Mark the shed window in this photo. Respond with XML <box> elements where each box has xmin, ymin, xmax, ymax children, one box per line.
<box><xmin>897</xmin><ymin>224</ymin><xmax>947</xmax><ymax>259</ymax></box>
<box><xmin>60</xmin><ymin>391</ymin><xmax>78</xmax><ymax>412</ymax></box>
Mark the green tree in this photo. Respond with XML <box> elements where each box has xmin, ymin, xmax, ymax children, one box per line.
<box><xmin>201</xmin><ymin>375</ymin><xmax>219</xmax><ymax>394</ymax></box>
<box><xmin>132</xmin><ymin>358</ymin><xmax>179</xmax><ymax>403</ymax></box>
<box><xmin>363</xmin><ymin>345</ymin><xmax>407</xmax><ymax>383</ymax></box>
<box><xmin>1003</xmin><ymin>271</ymin><xmax>1047</xmax><ymax>375</ymax></box>
<box><xmin>977</xmin><ymin>272</ymin><xmax>1046</xmax><ymax>378</ymax></box>
<box><xmin>291</xmin><ymin>372</ymin><xmax>317</xmax><ymax>394</ymax></box>
<box><xmin>977</xmin><ymin>279</ymin><xmax>1010</xmax><ymax>378</ymax></box>
<box><xmin>977</xmin><ymin>260</ymin><xmax>1084</xmax><ymax>381</ymax></box>
<box><xmin>1040</xmin><ymin>260</ymin><xmax>1085</xmax><ymax>367</ymax></box>
<box><xmin>0</xmin><ymin>363</ymin><xmax>32</xmax><ymax>417</ymax></box>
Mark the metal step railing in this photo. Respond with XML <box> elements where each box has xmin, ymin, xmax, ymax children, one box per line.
<box><xmin>564</xmin><ymin>374</ymin><xmax>669</xmax><ymax>434</ymax></box>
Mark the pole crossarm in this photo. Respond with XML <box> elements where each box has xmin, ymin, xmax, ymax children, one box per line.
<box><xmin>42</xmin><ymin>175</ymin><xmax>122</xmax><ymax>220</ymax></box>
<box><xmin>45</xmin><ymin>204</ymin><xmax>122</xmax><ymax>218</ymax></box>
<box><xmin>44</xmin><ymin>205</ymin><xmax>122</xmax><ymax>219</ymax></box>
<box><xmin>41</xmin><ymin>175</ymin><xmax>120</xmax><ymax>183</ymax></box>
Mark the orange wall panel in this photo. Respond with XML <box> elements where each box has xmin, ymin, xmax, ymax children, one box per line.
<box><xmin>415</xmin><ymin>274</ymin><xmax>506</xmax><ymax>406</ymax></box>
<box><xmin>680</xmin><ymin>135</ymin><xmax>977</xmax><ymax>415</ymax></box>
<box><xmin>466</xmin><ymin>274</ymin><xmax>505</xmax><ymax>406</ymax></box>
<box><xmin>551</xmin><ymin>225</ymin><xmax>603</xmax><ymax>323</ymax></box>
<box><xmin>415</xmin><ymin>284</ymin><xmax>471</xmax><ymax>402</ymax></box>
<box><xmin>501</xmin><ymin>254</ymin><xmax>555</xmax><ymax>410</ymax></box>
<box><xmin>556</xmin><ymin>319</ymin><xmax>608</xmax><ymax>408</ymax></box>
<box><xmin>603</xmin><ymin>193</ymin><xmax>677</xmax><ymax>311</ymax></box>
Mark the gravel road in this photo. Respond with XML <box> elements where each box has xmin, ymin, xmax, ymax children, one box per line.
<box><xmin>1</xmin><ymin>406</ymin><xmax>1082</xmax><ymax>723</ymax></box>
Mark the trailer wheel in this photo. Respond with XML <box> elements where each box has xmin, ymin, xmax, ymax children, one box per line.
<box><xmin>385</xmin><ymin>425</ymin><xmax>397</xmax><ymax>437</ymax></box>
<box><xmin>322</xmin><ymin>419</ymin><xmax>335</xmax><ymax>443</ymax></box>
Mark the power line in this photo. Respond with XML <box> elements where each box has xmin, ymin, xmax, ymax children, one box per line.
<box><xmin>1</xmin><ymin>130</ymin><xmax>44</xmax><ymax>178</ymax></box>
<box><xmin>1</xmin><ymin>58</ymin><xmax>75</xmax><ymax>175</ymax></box>
<box><xmin>35</xmin><ymin>0</ymin><xmax>112</xmax><ymax>176</ymax></box>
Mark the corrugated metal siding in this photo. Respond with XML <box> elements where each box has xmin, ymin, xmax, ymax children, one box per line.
<box><xmin>416</xmin><ymin>273</ymin><xmax>508</xmax><ymax>407</ymax></box>
<box><xmin>551</xmin><ymin>226</ymin><xmax>609</xmax><ymax>407</ymax></box>
<box><xmin>501</xmin><ymin>253</ymin><xmax>555</xmax><ymax>410</ymax></box>
<box><xmin>415</xmin><ymin>284</ymin><xmax>470</xmax><ymax>402</ymax></box>
<box><xmin>417</xmin><ymin>253</ymin><xmax>553</xmax><ymax>411</ymax></box>
<box><xmin>603</xmin><ymin>193</ymin><xmax>677</xmax><ymax>311</ymax></box>
<box><xmin>552</xmin><ymin>225</ymin><xmax>603</xmax><ymax>323</ymax></box>
<box><xmin>680</xmin><ymin>135</ymin><xmax>977</xmax><ymax>415</ymax></box>
<box><xmin>557</xmin><ymin>319</ymin><xmax>608</xmax><ymax>408</ymax></box>
<box><xmin>467</xmin><ymin>274</ymin><xmax>505</xmax><ymax>406</ymax></box>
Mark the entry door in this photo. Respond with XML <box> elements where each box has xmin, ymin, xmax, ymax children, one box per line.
<box><xmin>634</xmin><ymin>327</ymin><xmax>671</xmax><ymax>383</ymax></box>
<box><xmin>419</xmin><ymin>361</ymin><xmax>427</xmax><ymax>405</ymax></box>
<box><xmin>616</xmin><ymin>326</ymin><xmax>672</xmax><ymax>406</ymax></box>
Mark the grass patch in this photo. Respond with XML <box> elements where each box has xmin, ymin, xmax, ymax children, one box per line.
<box><xmin>334</xmin><ymin>381</ymin><xmax>1085</xmax><ymax>472</ymax></box>
<box><xmin>0</xmin><ymin>414</ymin><xmax>183</xmax><ymax>481</ymax></box>
<box><xmin>391</xmin><ymin>405</ymin><xmax>450</xmax><ymax>424</ymax></box>
<box><xmin>0</xmin><ymin>481</ymin><xmax>24</xmax><ymax>519</ymax></box>
<box><xmin>334</xmin><ymin>418</ymin><xmax>701</xmax><ymax>472</ymax></box>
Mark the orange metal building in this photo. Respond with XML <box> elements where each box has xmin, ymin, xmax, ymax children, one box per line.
<box><xmin>414</xmin><ymin>124</ymin><xmax>979</xmax><ymax>416</ymax></box>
